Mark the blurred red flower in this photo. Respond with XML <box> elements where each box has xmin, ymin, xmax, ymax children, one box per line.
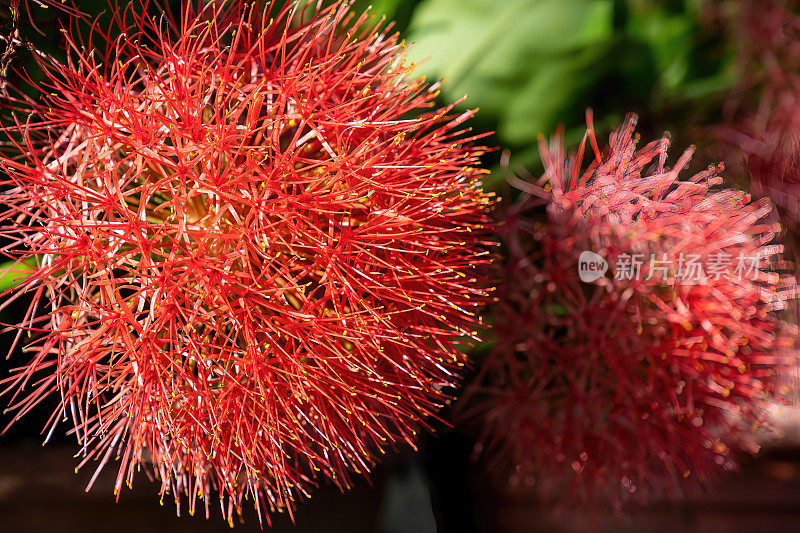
<box><xmin>713</xmin><ymin>0</ymin><xmax>800</xmax><ymax>234</ymax></box>
<box><xmin>467</xmin><ymin>114</ymin><xmax>797</xmax><ymax>508</ymax></box>
<box><xmin>0</xmin><ymin>0</ymin><xmax>494</xmax><ymax>524</ymax></box>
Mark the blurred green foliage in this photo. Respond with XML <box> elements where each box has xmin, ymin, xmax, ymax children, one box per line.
<box><xmin>0</xmin><ymin>259</ymin><xmax>35</xmax><ymax>291</ymax></box>
<box><xmin>401</xmin><ymin>0</ymin><xmax>738</xmax><ymax>184</ymax></box>
<box><xmin>407</xmin><ymin>0</ymin><xmax>615</xmax><ymax>142</ymax></box>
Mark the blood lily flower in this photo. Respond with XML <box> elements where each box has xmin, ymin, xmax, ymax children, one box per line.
<box><xmin>467</xmin><ymin>114</ymin><xmax>796</xmax><ymax>508</ymax></box>
<box><xmin>0</xmin><ymin>0</ymin><xmax>493</xmax><ymax>524</ymax></box>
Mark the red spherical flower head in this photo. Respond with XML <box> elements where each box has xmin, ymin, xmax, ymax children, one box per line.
<box><xmin>469</xmin><ymin>114</ymin><xmax>797</xmax><ymax>508</ymax></box>
<box><xmin>0</xmin><ymin>0</ymin><xmax>494</xmax><ymax>524</ymax></box>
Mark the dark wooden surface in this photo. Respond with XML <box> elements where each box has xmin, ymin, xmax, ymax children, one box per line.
<box><xmin>0</xmin><ymin>407</ymin><xmax>798</xmax><ymax>532</ymax></box>
<box><xmin>0</xmin><ymin>442</ymin><xmax>384</xmax><ymax>533</ymax></box>
<box><xmin>3</xmin><ymin>440</ymin><xmax>800</xmax><ymax>532</ymax></box>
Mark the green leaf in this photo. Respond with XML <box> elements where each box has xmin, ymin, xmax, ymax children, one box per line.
<box><xmin>625</xmin><ymin>3</ymin><xmax>695</xmax><ymax>94</ymax></box>
<box><xmin>403</xmin><ymin>0</ymin><xmax>619</xmax><ymax>169</ymax></box>
<box><xmin>404</xmin><ymin>0</ymin><xmax>738</xmax><ymax>191</ymax></box>
<box><xmin>407</xmin><ymin>0</ymin><xmax>614</xmax><ymax>81</ymax></box>
<box><xmin>354</xmin><ymin>0</ymin><xmax>406</xmax><ymax>18</ymax></box>
<box><xmin>351</xmin><ymin>0</ymin><xmax>425</xmax><ymax>33</ymax></box>
<box><xmin>0</xmin><ymin>259</ymin><xmax>36</xmax><ymax>291</ymax></box>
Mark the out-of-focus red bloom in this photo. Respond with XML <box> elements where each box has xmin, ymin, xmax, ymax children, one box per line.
<box><xmin>0</xmin><ymin>0</ymin><xmax>494</xmax><ymax>524</ymax></box>
<box><xmin>712</xmin><ymin>1</ymin><xmax>800</xmax><ymax>233</ymax></box>
<box><xmin>467</xmin><ymin>114</ymin><xmax>796</xmax><ymax>508</ymax></box>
